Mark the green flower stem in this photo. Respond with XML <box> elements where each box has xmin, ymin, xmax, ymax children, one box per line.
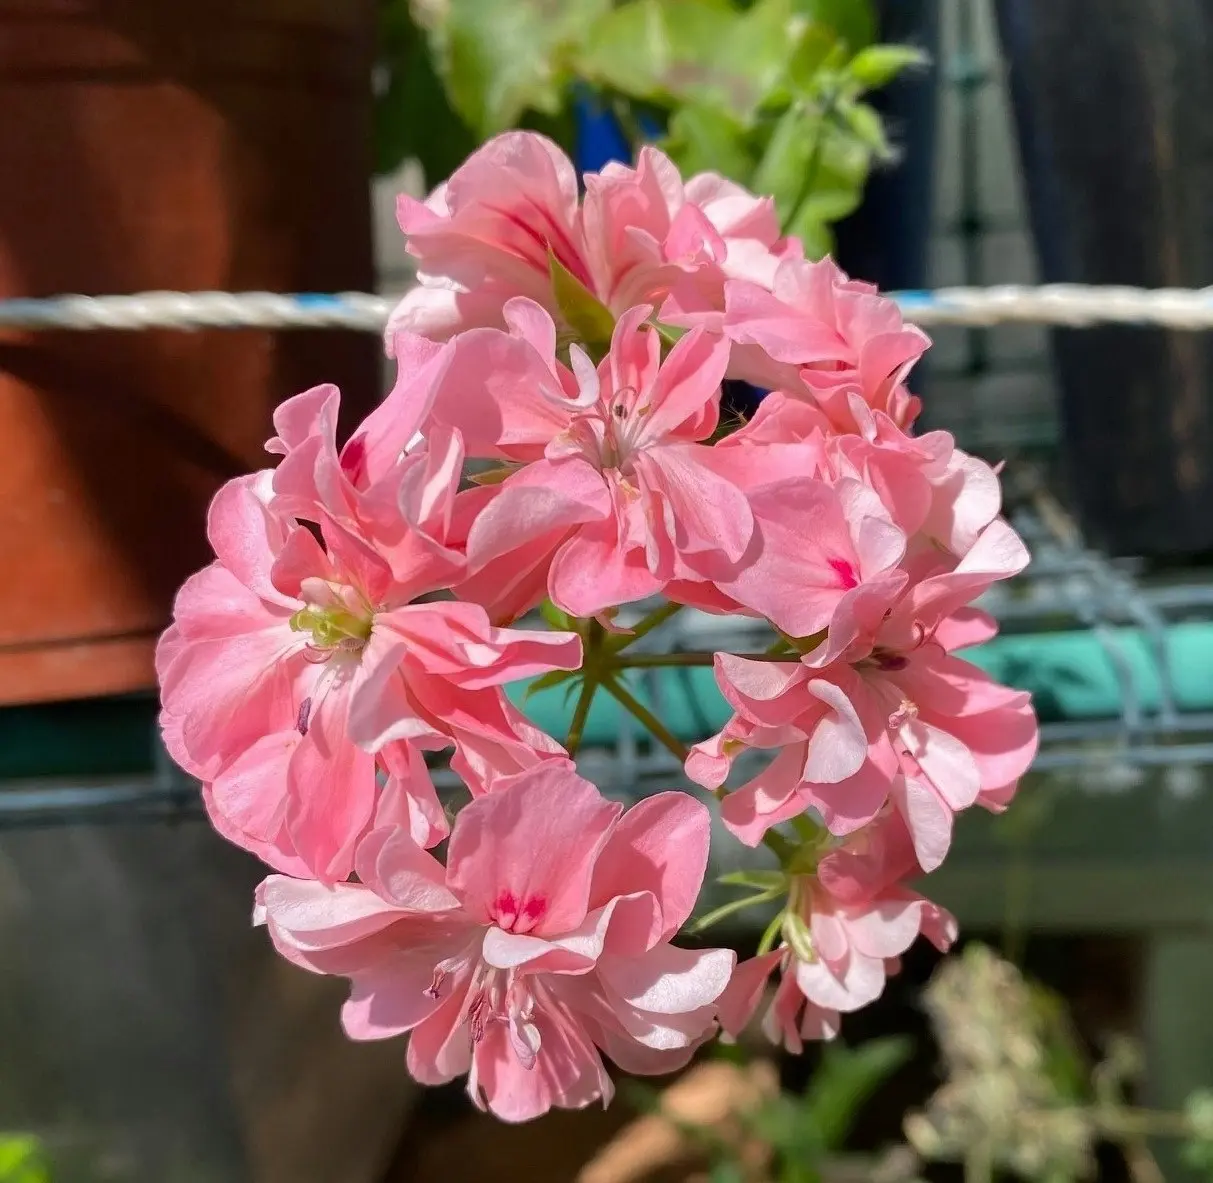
<box><xmin>610</xmin><ymin>651</ymin><xmax>715</xmax><ymax>668</ymax></box>
<box><xmin>688</xmin><ymin>888</ymin><xmax>782</xmax><ymax>935</ymax></box>
<box><xmin>564</xmin><ymin>676</ymin><xmax>598</xmax><ymax>758</ymax></box>
<box><xmin>606</xmin><ymin>600</ymin><xmax>684</xmax><ymax>652</ymax></box>
<box><xmin>756</xmin><ymin>907</ymin><xmax>786</xmax><ymax>957</ymax></box>
<box><xmin>565</xmin><ymin>619</ymin><xmax>607</xmax><ymax>757</ymax></box>
<box><xmin>762</xmin><ymin>829</ymin><xmax>798</xmax><ymax>863</ymax></box>
<box><xmin>598</xmin><ymin>649</ymin><xmax>803</xmax><ymax>874</ymax></box>
<box><xmin>782</xmin><ymin>85</ymin><xmax>842</xmax><ymax>237</ymax></box>
<box><xmin>602</xmin><ymin>676</ymin><xmax>689</xmax><ymax>762</ymax></box>
<box><xmin>611</xmin><ymin>651</ymin><xmax>797</xmax><ymax>669</ymax></box>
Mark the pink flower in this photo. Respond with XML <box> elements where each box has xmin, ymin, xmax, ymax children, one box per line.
<box><xmin>705</xmin><ymin>392</ymin><xmax>1027</xmax><ymax>664</ymax></box>
<box><xmin>718</xmin><ymin>816</ymin><xmax>955</xmax><ymax>1049</ymax></box>
<box><xmin>419</xmin><ymin>298</ymin><xmax>755</xmax><ymax>619</ymax></box>
<box><xmin>674</xmin><ymin>473</ymin><xmax>909</xmax><ymax>642</ymax></box>
<box><xmin>264</xmin><ymin>354</ymin><xmax>464</xmax><ymax>590</ymax></box>
<box><xmin>389</xmin><ymin>132</ymin><xmax>589</xmax><ymax>343</ymax></box>
<box><xmin>687</xmin><ymin>642</ymin><xmax>1038</xmax><ymax>871</ymax></box>
<box><xmin>582</xmin><ymin>149</ymin><xmax>800</xmax><ymax>326</ymax></box>
<box><xmin>717</xmin><ymin>949</ymin><xmax>840</xmax><ymax>1052</ymax></box>
<box><xmin>386</xmin><ymin>132</ymin><xmax>798</xmax><ymax>344</ymax></box>
<box><xmin>157</xmin><ymin>470</ymin><xmax>580</xmax><ymax>882</ymax></box>
<box><xmin>256</xmin><ymin>765</ymin><xmax>735</xmax><ymax>1122</ymax></box>
<box><xmin>724</xmin><ymin>257</ymin><xmax>930</xmax><ymax>432</ymax></box>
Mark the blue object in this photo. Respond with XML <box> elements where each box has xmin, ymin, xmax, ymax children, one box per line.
<box><xmin>572</xmin><ymin>89</ymin><xmax>634</xmax><ymax>173</ymax></box>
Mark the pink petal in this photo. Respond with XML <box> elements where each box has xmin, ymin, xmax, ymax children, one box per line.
<box><xmin>846</xmin><ymin>895</ymin><xmax>929</xmax><ymax>959</ymax></box>
<box><xmin>378</xmin><ymin>599</ymin><xmax>582</xmax><ymax>690</ymax></box>
<box><xmin>597</xmin><ymin>943</ymin><xmax>734</xmax><ymax>1014</ymax></box>
<box><xmin>720</xmin><ymin>743</ymin><xmax>811</xmax><ymax>847</ymax></box>
<box><xmin>901</xmin><ymin>719</ymin><xmax>982</xmax><ymax>810</ymax></box>
<box><xmin>471</xmin><ymin>1005</ymin><xmax>609</xmax><ymax>1122</ymax></box>
<box><xmin>465</xmin><ymin>458</ymin><xmax>612</xmax><ymax>569</ymax></box>
<box><xmin>807</xmin><ymin>756</ymin><xmax>894</xmax><ymax>838</ymax></box>
<box><xmin>341</xmin><ymin>952</ymin><xmax>449</xmax><ymax>1041</ymax></box>
<box><xmin>344</xmin><ymin>629</ymin><xmax>438</xmax><ymax>753</ymax></box>
<box><xmin>446</xmin><ymin>764</ymin><xmax>622</xmax><ymax>936</ymax></box>
<box><xmin>407</xmin><ymin>988</ymin><xmax>475</xmax><ymax>1086</ymax></box>
<box><xmin>634</xmin><ymin>325</ymin><xmax>730</xmax><ymax>444</ymax></box>
<box><xmin>715</xmin><ymin>653</ymin><xmax>809</xmax><ymax>723</ymax></box>
<box><xmin>547</xmin><ymin>514</ymin><xmax>665</xmax><ymax>617</ymax></box>
<box><xmin>353</xmin><ymin>826</ymin><xmax>458</xmax><ymax>912</ymax></box>
<box><xmin>205</xmin><ymin>731</ymin><xmax>296</xmax><ymax>868</ymax></box>
<box><xmin>801</xmin><ymin>679</ymin><xmax>868</xmax><ymax>784</ymax></box>
<box><xmin>889</xmin><ymin>777</ymin><xmax>954</xmax><ymax>872</ymax></box>
<box><xmin>428</xmin><ymin>322</ymin><xmax>573</xmax><ymax>460</ymax></box>
<box><xmin>283</xmin><ymin>682</ymin><xmax>380</xmax><ymax>882</ymax></box>
<box><xmin>635</xmin><ymin>444</ymin><xmax>754</xmax><ymax>568</ymax></box>
<box><xmin>375</xmin><ymin>741</ymin><xmax>450</xmax><ymax>850</ymax></box>
<box><xmin>258</xmin><ymin>875</ymin><xmax>408</xmax><ymax>956</ymax></box>
<box><xmin>590</xmin><ymin>792</ymin><xmax>712</xmax><ymax>945</ymax></box>
<box><xmin>172</xmin><ymin>628</ymin><xmax>298</xmax><ymax>769</ymax></box>
<box><xmin>716</xmin><ymin>950</ymin><xmax>782</xmax><ymax>1037</ymax></box>
<box><xmin>349</xmin><ymin>333</ymin><xmax>453</xmax><ymax>483</ymax></box>
<box><xmin>205</xmin><ymin>474</ymin><xmax>294</xmax><ymax>607</ymax></box>
<box><xmin>794</xmin><ymin>947</ymin><xmax>887</xmax><ymax>1013</ymax></box>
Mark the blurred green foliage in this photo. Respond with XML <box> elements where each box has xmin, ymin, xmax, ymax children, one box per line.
<box><xmin>1183</xmin><ymin>1088</ymin><xmax>1213</xmax><ymax>1179</ymax></box>
<box><xmin>745</xmin><ymin>1036</ymin><xmax>914</xmax><ymax>1181</ymax></box>
<box><xmin>628</xmin><ymin>1037</ymin><xmax>912</xmax><ymax>1183</ymax></box>
<box><xmin>0</xmin><ymin>1136</ymin><xmax>49</xmax><ymax>1183</ymax></box>
<box><xmin>375</xmin><ymin>0</ymin><xmax>925</xmax><ymax>255</ymax></box>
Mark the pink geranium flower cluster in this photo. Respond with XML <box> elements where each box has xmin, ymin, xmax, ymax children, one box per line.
<box><xmin>158</xmin><ymin>131</ymin><xmax>1037</xmax><ymax>1122</ymax></box>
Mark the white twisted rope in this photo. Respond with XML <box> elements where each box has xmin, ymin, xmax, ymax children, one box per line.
<box><xmin>3</xmin><ymin>285</ymin><xmax>1213</xmax><ymax>331</ymax></box>
<box><xmin>0</xmin><ymin>291</ymin><xmax>391</xmax><ymax>333</ymax></box>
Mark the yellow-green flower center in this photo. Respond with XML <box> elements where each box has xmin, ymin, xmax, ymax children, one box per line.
<box><xmin>289</xmin><ymin>604</ymin><xmax>373</xmax><ymax>653</ymax></box>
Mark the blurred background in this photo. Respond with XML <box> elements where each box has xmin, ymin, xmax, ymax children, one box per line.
<box><xmin>5</xmin><ymin>0</ymin><xmax>1213</xmax><ymax>1179</ymax></box>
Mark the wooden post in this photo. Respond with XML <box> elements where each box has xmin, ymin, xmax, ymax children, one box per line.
<box><xmin>0</xmin><ymin>0</ymin><xmax>381</xmax><ymax>703</ymax></box>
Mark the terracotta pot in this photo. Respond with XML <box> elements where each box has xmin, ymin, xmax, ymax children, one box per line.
<box><xmin>0</xmin><ymin>0</ymin><xmax>379</xmax><ymax>704</ymax></box>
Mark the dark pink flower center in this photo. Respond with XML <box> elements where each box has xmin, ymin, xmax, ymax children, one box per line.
<box><xmin>339</xmin><ymin>435</ymin><xmax>368</xmax><ymax>487</ymax></box>
<box><xmin>828</xmin><ymin>557</ymin><xmax>860</xmax><ymax>589</ymax></box>
<box><xmin>490</xmin><ymin>889</ymin><xmax>547</xmax><ymax>934</ymax></box>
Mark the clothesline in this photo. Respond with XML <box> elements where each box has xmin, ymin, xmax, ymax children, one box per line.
<box><xmin>4</xmin><ymin>284</ymin><xmax>1213</xmax><ymax>332</ymax></box>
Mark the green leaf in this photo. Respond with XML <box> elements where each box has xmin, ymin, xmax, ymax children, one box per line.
<box><xmin>577</xmin><ymin>0</ymin><xmax>737</xmax><ymax>107</ymax></box>
<box><xmin>652</xmin><ymin>319</ymin><xmax>692</xmax><ymax>352</ymax></box>
<box><xmin>579</xmin><ymin>0</ymin><xmax>810</xmax><ymax>121</ymax></box>
<box><xmin>789</xmin><ymin>0</ymin><xmax>876</xmax><ymax>53</ymax></box>
<box><xmin>708</xmin><ymin>1162</ymin><xmax>748</xmax><ymax>1183</ymax></box>
<box><xmin>373</xmin><ymin>3</ymin><xmax>477</xmax><ymax>178</ymax></box>
<box><xmin>549</xmin><ymin>249</ymin><xmax>616</xmax><ymax>350</ymax></box>
<box><xmin>781</xmin><ymin>126</ymin><xmax>871</xmax><ymax>252</ymax></box>
<box><xmin>801</xmin><ymin>1037</ymin><xmax>914</xmax><ymax>1150</ymax></box>
<box><xmin>848</xmin><ymin>43</ymin><xmax>929</xmax><ymax>90</ymax></box>
<box><xmin>539</xmin><ymin>599</ymin><xmax>575</xmax><ymax>630</ymax></box>
<box><xmin>837</xmin><ymin>98</ymin><xmax>892</xmax><ymax>159</ymax></box>
<box><xmin>751</xmin><ymin>104</ymin><xmax>822</xmax><ymax>216</ymax></box>
<box><xmin>662</xmin><ymin>104</ymin><xmax>755</xmax><ymax>182</ymax></box>
<box><xmin>783</xmin><ymin>24</ymin><xmax>846</xmax><ymax>99</ymax></box>
<box><xmin>719</xmin><ymin>0</ymin><xmax>809</xmax><ymax>116</ymax></box>
<box><xmin>746</xmin><ymin>1093</ymin><xmax>812</xmax><ymax>1151</ymax></box>
<box><xmin>0</xmin><ymin>1135</ymin><xmax>50</xmax><ymax>1183</ymax></box>
<box><xmin>439</xmin><ymin>0</ymin><xmax>610</xmax><ymax>137</ymax></box>
<box><xmin>522</xmin><ymin>669</ymin><xmax>580</xmax><ymax>702</ymax></box>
